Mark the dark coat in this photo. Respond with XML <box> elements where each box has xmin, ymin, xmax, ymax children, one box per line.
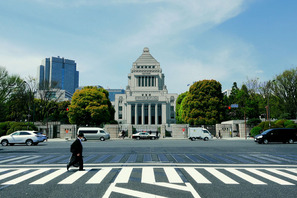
<box><xmin>70</xmin><ymin>138</ymin><xmax>83</xmax><ymax>155</ymax></box>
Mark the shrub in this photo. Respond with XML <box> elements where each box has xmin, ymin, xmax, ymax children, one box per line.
<box><xmin>6</xmin><ymin>122</ymin><xmax>38</xmax><ymax>135</ymax></box>
<box><xmin>250</xmin><ymin>126</ymin><xmax>263</xmax><ymax>137</ymax></box>
<box><xmin>285</xmin><ymin>124</ymin><xmax>297</xmax><ymax>129</ymax></box>
<box><xmin>274</xmin><ymin>119</ymin><xmax>286</xmax><ymax>127</ymax></box>
<box><xmin>284</xmin><ymin>120</ymin><xmax>295</xmax><ymax>127</ymax></box>
<box><xmin>0</xmin><ymin>122</ymin><xmax>10</xmax><ymax>137</ymax></box>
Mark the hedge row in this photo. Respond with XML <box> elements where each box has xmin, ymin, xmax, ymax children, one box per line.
<box><xmin>0</xmin><ymin>122</ymin><xmax>38</xmax><ymax>137</ymax></box>
<box><xmin>250</xmin><ymin>119</ymin><xmax>297</xmax><ymax>137</ymax></box>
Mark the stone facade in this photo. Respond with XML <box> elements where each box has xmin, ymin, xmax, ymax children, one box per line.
<box><xmin>113</xmin><ymin>47</ymin><xmax>178</xmax><ymax>129</ymax></box>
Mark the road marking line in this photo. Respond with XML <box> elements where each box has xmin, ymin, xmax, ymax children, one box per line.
<box><xmin>0</xmin><ymin>169</ymin><xmax>8</xmax><ymax>173</ymax></box>
<box><xmin>0</xmin><ymin>156</ymin><xmax>29</xmax><ymax>164</ymax></box>
<box><xmin>246</xmin><ymin>168</ymin><xmax>295</xmax><ymax>185</ymax></box>
<box><xmin>2</xmin><ymin>169</ymin><xmax>50</xmax><ymax>185</ymax></box>
<box><xmin>266</xmin><ymin>169</ymin><xmax>297</xmax><ymax>182</ymax></box>
<box><xmin>185</xmin><ymin>182</ymin><xmax>201</xmax><ymax>198</ymax></box>
<box><xmin>164</xmin><ymin>167</ymin><xmax>183</xmax><ymax>183</ymax></box>
<box><xmin>9</xmin><ymin>155</ymin><xmax>40</xmax><ymax>164</ymax></box>
<box><xmin>184</xmin><ymin>167</ymin><xmax>211</xmax><ymax>184</ymax></box>
<box><xmin>205</xmin><ymin>168</ymin><xmax>239</xmax><ymax>184</ymax></box>
<box><xmin>225</xmin><ymin>168</ymin><xmax>266</xmax><ymax>185</ymax></box>
<box><xmin>114</xmin><ymin>167</ymin><xmax>133</xmax><ymax>183</ymax></box>
<box><xmin>86</xmin><ymin>168</ymin><xmax>111</xmax><ymax>184</ymax></box>
<box><xmin>58</xmin><ymin>169</ymin><xmax>90</xmax><ymax>184</ymax></box>
<box><xmin>30</xmin><ymin>169</ymin><xmax>66</xmax><ymax>184</ymax></box>
<box><xmin>141</xmin><ymin>167</ymin><xmax>155</xmax><ymax>183</ymax></box>
<box><xmin>286</xmin><ymin>169</ymin><xmax>297</xmax><ymax>174</ymax></box>
<box><xmin>103</xmin><ymin>183</ymin><xmax>168</xmax><ymax>198</ymax></box>
<box><xmin>0</xmin><ymin>169</ymin><xmax>29</xmax><ymax>182</ymax></box>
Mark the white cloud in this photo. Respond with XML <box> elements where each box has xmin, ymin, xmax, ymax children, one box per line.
<box><xmin>164</xmin><ymin>40</ymin><xmax>258</xmax><ymax>93</ymax></box>
<box><xmin>0</xmin><ymin>39</ymin><xmax>42</xmax><ymax>78</ymax></box>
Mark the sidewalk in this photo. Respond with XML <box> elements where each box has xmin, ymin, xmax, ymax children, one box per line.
<box><xmin>47</xmin><ymin>136</ymin><xmax>254</xmax><ymax>141</ymax></box>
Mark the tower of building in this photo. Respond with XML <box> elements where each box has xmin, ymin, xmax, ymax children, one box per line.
<box><xmin>37</xmin><ymin>56</ymin><xmax>79</xmax><ymax>98</ymax></box>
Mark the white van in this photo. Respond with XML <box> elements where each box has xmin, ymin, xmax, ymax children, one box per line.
<box><xmin>188</xmin><ymin>127</ymin><xmax>212</xmax><ymax>141</ymax></box>
<box><xmin>77</xmin><ymin>127</ymin><xmax>110</xmax><ymax>141</ymax></box>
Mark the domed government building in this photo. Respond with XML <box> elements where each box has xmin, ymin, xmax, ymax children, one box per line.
<box><xmin>113</xmin><ymin>47</ymin><xmax>178</xmax><ymax>132</ymax></box>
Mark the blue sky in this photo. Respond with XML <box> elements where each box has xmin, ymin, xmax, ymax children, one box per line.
<box><xmin>1</xmin><ymin>0</ymin><xmax>296</xmax><ymax>94</ymax></box>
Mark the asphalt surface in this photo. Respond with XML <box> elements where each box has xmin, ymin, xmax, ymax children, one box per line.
<box><xmin>1</xmin><ymin>138</ymin><xmax>297</xmax><ymax>198</ymax></box>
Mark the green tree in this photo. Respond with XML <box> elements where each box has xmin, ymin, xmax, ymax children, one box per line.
<box><xmin>272</xmin><ymin>67</ymin><xmax>297</xmax><ymax>119</ymax></box>
<box><xmin>51</xmin><ymin>101</ymin><xmax>70</xmax><ymax>124</ymax></box>
<box><xmin>0</xmin><ymin>67</ymin><xmax>23</xmax><ymax>121</ymax></box>
<box><xmin>182</xmin><ymin>80</ymin><xmax>224</xmax><ymax>125</ymax></box>
<box><xmin>68</xmin><ymin>86</ymin><xmax>115</xmax><ymax>126</ymax></box>
<box><xmin>175</xmin><ymin>92</ymin><xmax>188</xmax><ymax>124</ymax></box>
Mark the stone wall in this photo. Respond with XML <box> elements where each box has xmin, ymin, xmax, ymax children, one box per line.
<box><xmin>60</xmin><ymin>124</ymin><xmax>77</xmax><ymax>140</ymax></box>
<box><xmin>216</xmin><ymin>123</ymin><xmax>252</xmax><ymax>138</ymax></box>
<box><xmin>104</xmin><ymin>124</ymin><xmax>120</xmax><ymax>139</ymax></box>
<box><xmin>171</xmin><ymin>124</ymin><xmax>188</xmax><ymax>138</ymax></box>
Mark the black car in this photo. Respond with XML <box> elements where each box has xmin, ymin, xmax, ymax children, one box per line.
<box><xmin>254</xmin><ymin>128</ymin><xmax>297</xmax><ymax>144</ymax></box>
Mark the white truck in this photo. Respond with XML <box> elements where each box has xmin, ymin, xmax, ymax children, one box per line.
<box><xmin>188</xmin><ymin>127</ymin><xmax>212</xmax><ymax>141</ymax></box>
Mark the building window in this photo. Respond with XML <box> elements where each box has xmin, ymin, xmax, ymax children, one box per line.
<box><xmin>131</xmin><ymin>104</ymin><xmax>135</xmax><ymax>124</ymax></box>
<box><xmin>151</xmin><ymin>105</ymin><xmax>155</xmax><ymax>125</ymax></box>
<box><xmin>170</xmin><ymin>106</ymin><xmax>175</xmax><ymax>119</ymax></box>
<box><xmin>158</xmin><ymin>104</ymin><xmax>162</xmax><ymax>124</ymax></box>
<box><xmin>144</xmin><ymin>104</ymin><xmax>148</xmax><ymax>125</ymax></box>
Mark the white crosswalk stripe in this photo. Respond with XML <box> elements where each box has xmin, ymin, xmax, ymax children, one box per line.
<box><xmin>205</xmin><ymin>168</ymin><xmax>239</xmax><ymax>184</ymax></box>
<box><xmin>141</xmin><ymin>167</ymin><xmax>155</xmax><ymax>183</ymax></box>
<box><xmin>86</xmin><ymin>168</ymin><xmax>112</xmax><ymax>184</ymax></box>
<box><xmin>2</xmin><ymin>169</ymin><xmax>50</xmax><ymax>185</ymax></box>
<box><xmin>58</xmin><ymin>169</ymin><xmax>90</xmax><ymax>184</ymax></box>
<box><xmin>164</xmin><ymin>167</ymin><xmax>183</xmax><ymax>183</ymax></box>
<box><xmin>1</xmin><ymin>167</ymin><xmax>297</xmax><ymax>186</ymax></box>
<box><xmin>225</xmin><ymin>168</ymin><xmax>267</xmax><ymax>185</ymax></box>
<box><xmin>184</xmin><ymin>167</ymin><xmax>211</xmax><ymax>184</ymax></box>
<box><xmin>30</xmin><ymin>169</ymin><xmax>67</xmax><ymax>185</ymax></box>
<box><xmin>245</xmin><ymin>168</ymin><xmax>295</xmax><ymax>185</ymax></box>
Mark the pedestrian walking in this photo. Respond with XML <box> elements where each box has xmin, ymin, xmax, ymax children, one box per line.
<box><xmin>67</xmin><ymin>132</ymin><xmax>84</xmax><ymax>171</ymax></box>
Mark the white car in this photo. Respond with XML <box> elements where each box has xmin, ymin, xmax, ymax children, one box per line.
<box><xmin>33</xmin><ymin>132</ymin><xmax>47</xmax><ymax>142</ymax></box>
<box><xmin>0</xmin><ymin>131</ymin><xmax>43</xmax><ymax>146</ymax></box>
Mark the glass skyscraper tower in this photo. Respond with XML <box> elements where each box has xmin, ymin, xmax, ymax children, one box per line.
<box><xmin>37</xmin><ymin>56</ymin><xmax>79</xmax><ymax>97</ymax></box>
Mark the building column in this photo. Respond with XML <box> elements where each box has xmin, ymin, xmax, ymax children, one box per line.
<box><xmin>127</xmin><ymin>104</ymin><xmax>131</xmax><ymax>124</ymax></box>
<box><xmin>148</xmin><ymin>103</ymin><xmax>151</xmax><ymax>125</ymax></box>
<box><xmin>155</xmin><ymin>104</ymin><xmax>158</xmax><ymax>125</ymax></box>
<box><xmin>142</xmin><ymin>103</ymin><xmax>144</xmax><ymax>125</ymax></box>
<box><xmin>162</xmin><ymin>103</ymin><xmax>166</xmax><ymax>124</ymax></box>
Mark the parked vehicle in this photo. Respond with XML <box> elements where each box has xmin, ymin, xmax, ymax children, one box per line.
<box><xmin>0</xmin><ymin>131</ymin><xmax>43</xmax><ymax>146</ymax></box>
<box><xmin>188</xmin><ymin>127</ymin><xmax>212</xmax><ymax>141</ymax></box>
<box><xmin>254</xmin><ymin>128</ymin><xmax>297</xmax><ymax>144</ymax></box>
<box><xmin>132</xmin><ymin>132</ymin><xmax>157</xmax><ymax>140</ymax></box>
<box><xmin>77</xmin><ymin>127</ymin><xmax>110</xmax><ymax>141</ymax></box>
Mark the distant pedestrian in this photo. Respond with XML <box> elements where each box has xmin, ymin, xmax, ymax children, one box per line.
<box><xmin>67</xmin><ymin>132</ymin><xmax>84</xmax><ymax>171</ymax></box>
<box><xmin>121</xmin><ymin>130</ymin><xmax>125</xmax><ymax>139</ymax></box>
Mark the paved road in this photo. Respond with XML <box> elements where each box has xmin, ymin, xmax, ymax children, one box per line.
<box><xmin>1</xmin><ymin>139</ymin><xmax>297</xmax><ymax>197</ymax></box>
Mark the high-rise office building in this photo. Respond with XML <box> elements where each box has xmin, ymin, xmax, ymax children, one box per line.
<box><xmin>37</xmin><ymin>56</ymin><xmax>79</xmax><ymax>98</ymax></box>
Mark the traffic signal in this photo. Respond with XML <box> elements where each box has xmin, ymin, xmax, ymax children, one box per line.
<box><xmin>66</xmin><ymin>107</ymin><xmax>69</xmax><ymax>111</ymax></box>
<box><xmin>228</xmin><ymin>106</ymin><xmax>231</xmax><ymax>110</ymax></box>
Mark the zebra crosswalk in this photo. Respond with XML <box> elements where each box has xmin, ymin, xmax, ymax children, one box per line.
<box><xmin>1</xmin><ymin>166</ymin><xmax>297</xmax><ymax>186</ymax></box>
<box><xmin>1</xmin><ymin>153</ymin><xmax>297</xmax><ymax>164</ymax></box>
